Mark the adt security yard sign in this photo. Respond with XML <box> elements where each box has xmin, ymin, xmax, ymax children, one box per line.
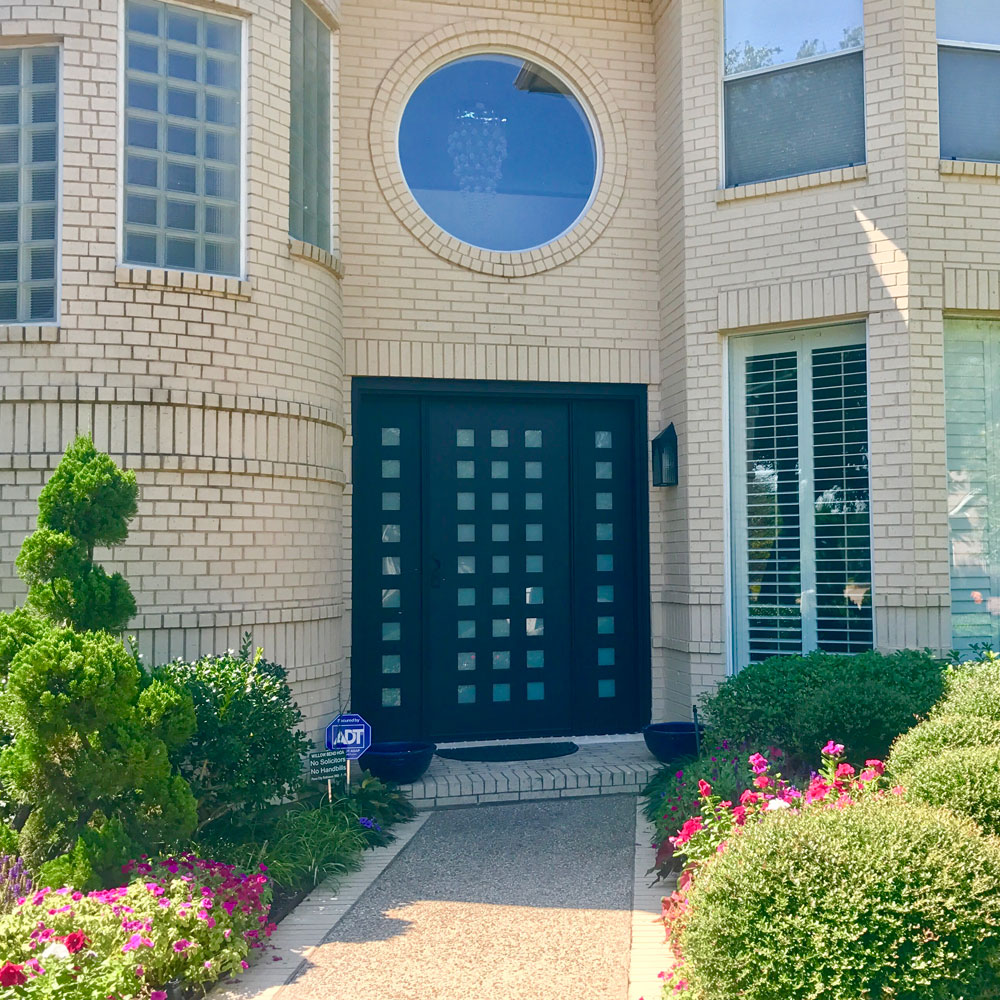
<box><xmin>326</xmin><ymin>713</ymin><xmax>371</xmax><ymax>760</ymax></box>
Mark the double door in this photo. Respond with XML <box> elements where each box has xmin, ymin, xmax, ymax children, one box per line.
<box><xmin>352</xmin><ymin>380</ymin><xmax>648</xmax><ymax>743</ymax></box>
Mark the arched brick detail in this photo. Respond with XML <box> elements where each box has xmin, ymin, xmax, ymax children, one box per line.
<box><xmin>369</xmin><ymin>20</ymin><xmax>629</xmax><ymax>277</ymax></box>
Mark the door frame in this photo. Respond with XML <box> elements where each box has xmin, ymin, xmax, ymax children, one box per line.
<box><xmin>350</xmin><ymin>376</ymin><xmax>652</xmax><ymax>738</ymax></box>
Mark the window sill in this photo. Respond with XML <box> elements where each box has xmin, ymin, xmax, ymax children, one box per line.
<box><xmin>114</xmin><ymin>266</ymin><xmax>251</xmax><ymax>299</ymax></box>
<box><xmin>288</xmin><ymin>238</ymin><xmax>343</xmax><ymax>279</ymax></box>
<box><xmin>0</xmin><ymin>323</ymin><xmax>59</xmax><ymax>343</ymax></box>
<box><xmin>716</xmin><ymin>164</ymin><xmax>867</xmax><ymax>204</ymax></box>
<box><xmin>940</xmin><ymin>158</ymin><xmax>1000</xmax><ymax>180</ymax></box>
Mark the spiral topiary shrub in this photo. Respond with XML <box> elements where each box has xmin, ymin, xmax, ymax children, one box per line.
<box><xmin>697</xmin><ymin>649</ymin><xmax>944</xmax><ymax>764</ymax></box>
<box><xmin>934</xmin><ymin>654</ymin><xmax>1000</xmax><ymax>721</ymax></box>
<box><xmin>897</xmin><ymin>745</ymin><xmax>1000</xmax><ymax>837</ymax></box>
<box><xmin>675</xmin><ymin>798</ymin><xmax>1000</xmax><ymax>1000</ymax></box>
<box><xmin>887</xmin><ymin>713</ymin><xmax>1000</xmax><ymax>776</ymax></box>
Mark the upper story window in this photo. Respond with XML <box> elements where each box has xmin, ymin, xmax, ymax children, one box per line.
<box><xmin>123</xmin><ymin>0</ymin><xmax>242</xmax><ymax>276</ymax></box>
<box><xmin>397</xmin><ymin>53</ymin><xmax>599</xmax><ymax>253</ymax></box>
<box><xmin>723</xmin><ymin>0</ymin><xmax>865</xmax><ymax>188</ymax></box>
<box><xmin>0</xmin><ymin>46</ymin><xmax>59</xmax><ymax>324</ymax></box>
<box><xmin>289</xmin><ymin>0</ymin><xmax>332</xmax><ymax>252</ymax></box>
<box><xmin>938</xmin><ymin>0</ymin><xmax>1000</xmax><ymax>162</ymax></box>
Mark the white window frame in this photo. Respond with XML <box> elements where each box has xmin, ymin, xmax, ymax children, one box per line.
<box><xmin>0</xmin><ymin>41</ymin><xmax>62</xmax><ymax>326</ymax></box>
<box><xmin>719</xmin><ymin>2</ymin><xmax>867</xmax><ymax>188</ymax></box>
<box><xmin>727</xmin><ymin>322</ymin><xmax>873</xmax><ymax>669</ymax></box>
<box><xmin>115</xmin><ymin>0</ymin><xmax>248</xmax><ymax>279</ymax></box>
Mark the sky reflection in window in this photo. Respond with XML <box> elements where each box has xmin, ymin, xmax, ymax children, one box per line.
<box><xmin>399</xmin><ymin>54</ymin><xmax>598</xmax><ymax>252</ymax></box>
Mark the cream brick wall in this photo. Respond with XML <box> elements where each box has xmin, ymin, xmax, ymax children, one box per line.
<box><xmin>0</xmin><ymin>0</ymin><xmax>347</xmax><ymax>740</ymax></box>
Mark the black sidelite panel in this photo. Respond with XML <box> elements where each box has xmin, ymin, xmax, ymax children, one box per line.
<box><xmin>352</xmin><ymin>379</ymin><xmax>649</xmax><ymax>743</ymax></box>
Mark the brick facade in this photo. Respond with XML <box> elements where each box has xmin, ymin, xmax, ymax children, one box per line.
<box><xmin>1</xmin><ymin>0</ymin><xmax>996</xmax><ymax>737</ymax></box>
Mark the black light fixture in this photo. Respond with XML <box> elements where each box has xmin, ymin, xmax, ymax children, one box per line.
<box><xmin>652</xmin><ymin>423</ymin><xmax>678</xmax><ymax>487</ymax></box>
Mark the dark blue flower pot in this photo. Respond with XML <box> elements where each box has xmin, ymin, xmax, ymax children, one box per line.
<box><xmin>643</xmin><ymin>722</ymin><xmax>704</xmax><ymax>763</ymax></box>
<box><xmin>360</xmin><ymin>741</ymin><xmax>436</xmax><ymax>785</ymax></box>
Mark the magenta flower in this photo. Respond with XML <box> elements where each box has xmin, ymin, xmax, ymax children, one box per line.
<box><xmin>173</xmin><ymin>939</ymin><xmax>192</xmax><ymax>952</ymax></box>
<box><xmin>748</xmin><ymin>752</ymin><xmax>769</xmax><ymax>775</ymax></box>
<box><xmin>822</xmin><ymin>741</ymin><xmax>845</xmax><ymax>756</ymax></box>
<box><xmin>152</xmin><ymin>992</ymin><xmax>168</xmax><ymax>1000</ymax></box>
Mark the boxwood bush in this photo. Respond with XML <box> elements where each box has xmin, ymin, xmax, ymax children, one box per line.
<box><xmin>698</xmin><ymin>649</ymin><xmax>944</xmax><ymax>763</ymax></box>
<box><xmin>897</xmin><ymin>745</ymin><xmax>1000</xmax><ymax>837</ymax></box>
<box><xmin>676</xmin><ymin>798</ymin><xmax>1000</xmax><ymax>1000</ymax></box>
<box><xmin>887</xmin><ymin>713</ymin><xmax>1000</xmax><ymax>776</ymax></box>
<box><xmin>934</xmin><ymin>654</ymin><xmax>1000</xmax><ymax>721</ymax></box>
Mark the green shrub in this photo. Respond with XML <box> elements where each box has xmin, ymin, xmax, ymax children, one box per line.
<box><xmin>675</xmin><ymin>797</ymin><xmax>1000</xmax><ymax>1000</ymax></box>
<box><xmin>348</xmin><ymin>770</ymin><xmax>417</xmax><ymax>830</ymax></box>
<box><xmin>935</xmin><ymin>653</ymin><xmax>1000</xmax><ymax>721</ymax></box>
<box><xmin>0</xmin><ymin>618</ymin><xmax>196</xmax><ymax>879</ymax></box>
<box><xmin>15</xmin><ymin>435</ymin><xmax>138</xmax><ymax>633</ymax></box>
<box><xmin>887</xmin><ymin>713</ymin><xmax>1000</xmax><ymax>776</ymax></box>
<box><xmin>156</xmin><ymin>636</ymin><xmax>311</xmax><ymax>833</ymax></box>
<box><xmin>898</xmin><ymin>745</ymin><xmax>1000</xmax><ymax>837</ymax></box>
<box><xmin>698</xmin><ymin>649</ymin><xmax>944</xmax><ymax>763</ymax></box>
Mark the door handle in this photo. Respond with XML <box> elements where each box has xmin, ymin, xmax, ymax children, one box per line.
<box><xmin>428</xmin><ymin>556</ymin><xmax>443</xmax><ymax>589</ymax></box>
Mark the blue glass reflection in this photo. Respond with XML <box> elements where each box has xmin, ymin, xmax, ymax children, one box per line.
<box><xmin>399</xmin><ymin>54</ymin><xmax>598</xmax><ymax>252</ymax></box>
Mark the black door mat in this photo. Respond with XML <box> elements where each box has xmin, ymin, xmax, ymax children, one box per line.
<box><xmin>435</xmin><ymin>741</ymin><xmax>579</xmax><ymax>762</ymax></box>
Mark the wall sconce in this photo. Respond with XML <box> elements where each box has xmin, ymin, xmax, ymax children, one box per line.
<box><xmin>652</xmin><ymin>423</ymin><xmax>678</xmax><ymax>487</ymax></box>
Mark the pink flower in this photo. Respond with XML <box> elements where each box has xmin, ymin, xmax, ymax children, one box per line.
<box><xmin>748</xmin><ymin>752</ymin><xmax>769</xmax><ymax>775</ymax></box>
<box><xmin>865</xmin><ymin>759</ymin><xmax>886</xmax><ymax>776</ymax></box>
<box><xmin>173</xmin><ymin>939</ymin><xmax>192</xmax><ymax>952</ymax></box>
<box><xmin>135</xmin><ymin>966</ymin><xmax>144</xmax><ymax>977</ymax></box>
<box><xmin>754</xmin><ymin>775</ymin><xmax>771</xmax><ymax>789</ymax></box>
<box><xmin>891</xmin><ymin>785</ymin><xmax>905</xmax><ymax>796</ymax></box>
<box><xmin>822</xmin><ymin>741</ymin><xmax>845</xmax><ymax>756</ymax></box>
<box><xmin>732</xmin><ymin>805</ymin><xmax>747</xmax><ymax>825</ymax></box>
<box><xmin>697</xmin><ymin>779</ymin><xmax>712</xmax><ymax>797</ymax></box>
<box><xmin>739</xmin><ymin>789</ymin><xmax>760</xmax><ymax>806</ymax></box>
<box><xmin>151</xmin><ymin>992</ymin><xmax>168</xmax><ymax>1000</ymax></box>
<box><xmin>835</xmin><ymin>763</ymin><xmax>855</xmax><ymax>778</ymax></box>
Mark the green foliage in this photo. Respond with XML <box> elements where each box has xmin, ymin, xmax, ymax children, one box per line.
<box><xmin>698</xmin><ymin>649</ymin><xmax>944</xmax><ymax>764</ymax></box>
<box><xmin>0</xmin><ymin>618</ymin><xmax>196</xmax><ymax>872</ymax></box>
<box><xmin>229</xmin><ymin>806</ymin><xmax>367</xmax><ymax>890</ymax></box>
<box><xmin>348</xmin><ymin>770</ymin><xmax>417</xmax><ymax>829</ymax></box>
<box><xmin>15</xmin><ymin>436</ymin><xmax>138</xmax><ymax>633</ymax></box>
<box><xmin>155</xmin><ymin>635</ymin><xmax>311</xmax><ymax>832</ymax></box>
<box><xmin>887</xmin><ymin>713</ymin><xmax>1000</xmax><ymax>776</ymax></box>
<box><xmin>898</xmin><ymin>745</ymin><xmax>1000</xmax><ymax>837</ymax></box>
<box><xmin>675</xmin><ymin>798</ymin><xmax>1000</xmax><ymax>1000</ymax></box>
<box><xmin>642</xmin><ymin>745</ymin><xmax>749</xmax><ymax>843</ymax></box>
<box><xmin>934</xmin><ymin>653</ymin><xmax>1000</xmax><ymax>721</ymax></box>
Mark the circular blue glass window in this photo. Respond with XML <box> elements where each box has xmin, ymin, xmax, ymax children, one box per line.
<box><xmin>398</xmin><ymin>54</ymin><xmax>599</xmax><ymax>253</ymax></box>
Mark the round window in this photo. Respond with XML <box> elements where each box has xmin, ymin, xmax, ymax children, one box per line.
<box><xmin>398</xmin><ymin>53</ymin><xmax>600</xmax><ymax>254</ymax></box>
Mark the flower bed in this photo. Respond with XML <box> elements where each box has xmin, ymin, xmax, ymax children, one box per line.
<box><xmin>0</xmin><ymin>855</ymin><xmax>272</xmax><ymax>998</ymax></box>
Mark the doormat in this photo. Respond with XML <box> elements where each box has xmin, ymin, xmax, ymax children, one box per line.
<box><xmin>435</xmin><ymin>742</ymin><xmax>578</xmax><ymax>763</ymax></box>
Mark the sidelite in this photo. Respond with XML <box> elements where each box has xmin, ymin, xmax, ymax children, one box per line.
<box><xmin>352</xmin><ymin>382</ymin><xmax>649</xmax><ymax>744</ymax></box>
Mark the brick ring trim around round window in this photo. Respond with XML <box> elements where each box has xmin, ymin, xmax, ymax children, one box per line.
<box><xmin>369</xmin><ymin>21</ymin><xmax>629</xmax><ymax>277</ymax></box>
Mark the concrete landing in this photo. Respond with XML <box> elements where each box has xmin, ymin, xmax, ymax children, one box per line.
<box><xmin>398</xmin><ymin>734</ymin><xmax>660</xmax><ymax>809</ymax></box>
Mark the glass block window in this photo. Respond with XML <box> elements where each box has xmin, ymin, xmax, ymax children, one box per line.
<box><xmin>729</xmin><ymin>324</ymin><xmax>873</xmax><ymax>667</ymax></box>
<box><xmin>944</xmin><ymin>319</ymin><xmax>1000</xmax><ymax>656</ymax></box>
<box><xmin>938</xmin><ymin>1</ymin><xmax>1000</xmax><ymax>162</ymax></box>
<box><xmin>0</xmin><ymin>47</ymin><xmax>59</xmax><ymax>323</ymax></box>
<box><xmin>289</xmin><ymin>0</ymin><xmax>331</xmax><ymax>250</ymax></box>
<box><xmin>123</xmin><ymin>0</ymin><xmax>242</xmax><ymax>275</ymax></box>
<box><xmin>723</xmin><ymin>0</ymin><xmax>865</xmax><ymax>186</ymax></box>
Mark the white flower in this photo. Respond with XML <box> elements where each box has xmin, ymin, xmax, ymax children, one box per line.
<box><xmin>765</xmin><ymin>798</ymin><xmax>790</xmax><ymax>811</ymax></box>
<box><xmin>40</xmin><ymin>942</ymin><xmax>71</xmax><ymax>961</ymax></box>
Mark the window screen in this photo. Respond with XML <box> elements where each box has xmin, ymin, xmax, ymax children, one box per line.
<box><xmin>730</xmin><ymin>327</ymin><xmax>872</xmax><ymax>667</ymax></box>
<box><xmin>939</xmin><ymin>47</ymin><xmax>1000</xmax><ymax>162</ymax></box>
<box><xmin>0</xmin><ymin>47</ymin><xmax>58</xmax><ymax>323</ymax></box>
<box><xmin>723</xmin><ymin>0</ymin><xmax>865</xmax><ymax>187</ymax></box>
<box><xmin>289</xmin><ymin>0</ymin><xmax>331</xmax><ymax>251</ymax></box>
<box><xmin>123</xmin><ymin>0</ymin><xmax>242</xmax><ymax>275</ymax></box>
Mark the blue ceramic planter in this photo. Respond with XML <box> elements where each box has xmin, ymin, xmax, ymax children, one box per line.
<box><xmin>642</xmin><ymin>722</ymin><xmax>703</xmax><ymax>763</ymax></box>
<box><xmin>360</xmin><ymin>741</ymin><xmax>436</xmax><ymax>785</ymax></box>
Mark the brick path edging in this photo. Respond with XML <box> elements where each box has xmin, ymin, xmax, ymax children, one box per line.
<box><xmin>629</xmin><ymin>800</ymin><xmax>675</xmax><ymax>1000</ymax></box>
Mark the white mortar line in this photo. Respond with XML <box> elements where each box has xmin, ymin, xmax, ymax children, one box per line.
<box><xmin>210</xmin><ymin>811</ymin><xmax>432</xmax><ymax>1000</ymax></box>
<box><xmin>628</xmin><ymin>799</ymin><xmax>675</xmax><ymax>1000</ymax></box>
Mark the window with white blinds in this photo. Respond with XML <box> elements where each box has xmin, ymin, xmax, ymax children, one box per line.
<box><xmin>729</xmin><ymin>325</ymin><xmax>873</xmax><ymax>668</ymax></box>
<box><xmin>945</xmin><ymin>319</ymin><xmax>1000</xmax><ymax>655</ymax></box>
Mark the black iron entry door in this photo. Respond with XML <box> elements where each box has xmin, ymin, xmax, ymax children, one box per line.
<box><xmin>352</xmin><ymin>379</ymin><xmax>649</xmax><ymax>743</ymax></box>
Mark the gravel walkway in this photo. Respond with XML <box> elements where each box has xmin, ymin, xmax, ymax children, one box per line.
<box><xmin>280</xmin><ymin>795</ymin><xmax>636</xmax><ymax>1000</ymax></box>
